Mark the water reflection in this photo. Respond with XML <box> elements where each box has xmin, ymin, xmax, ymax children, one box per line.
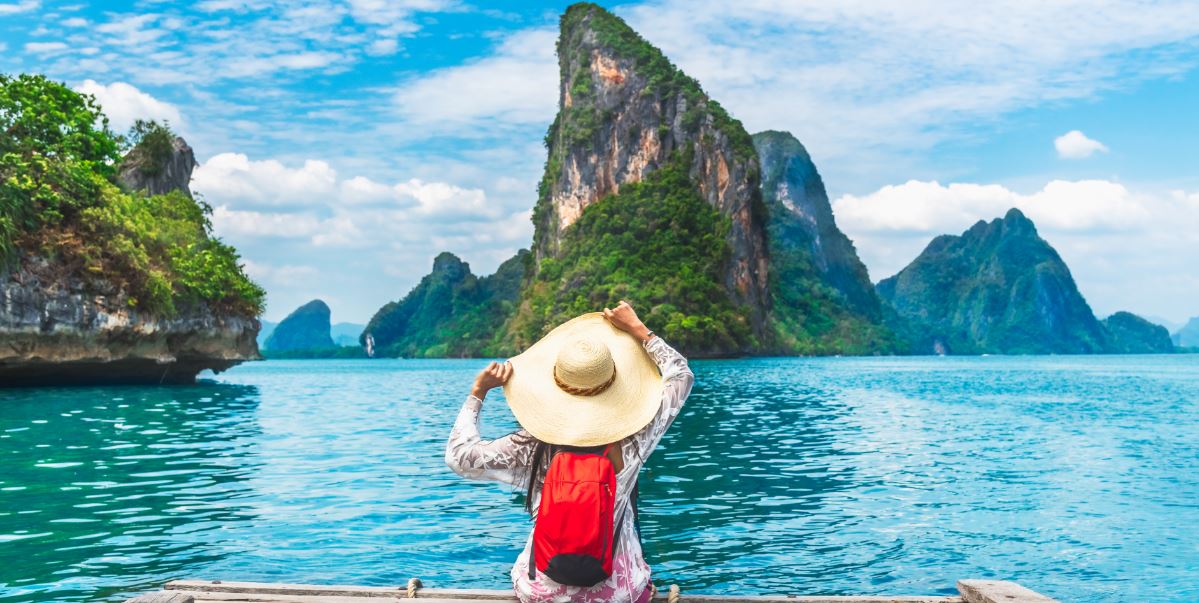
<box><xmin>0</xmin><ymin>383</ymin><xmax>261</xmax><ymax>602</ymax></box>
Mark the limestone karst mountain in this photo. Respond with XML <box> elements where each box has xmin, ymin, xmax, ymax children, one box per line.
<box><xmin>265</xmin><ymin>300</ymin><xmax>336</xmax><ymax>352</ymax></box>
<box><xmin>363</xmin><ymin>251</ymin><xmax>528</xmax><ymax>357</ymax></box>
<box><xmin>1102</xmin><ymin>311</ymin><xmax>1175</xmax><ymax>353</ymax></box>
<box><xmin>877</xmin><ymin>209</ymin><xmax>1109</xmax><ymax>355</ymax></box>
<box><xmin>753</xmin><ymin>130</ymin><xmax>898</xmax><ymax>354</ymax></box>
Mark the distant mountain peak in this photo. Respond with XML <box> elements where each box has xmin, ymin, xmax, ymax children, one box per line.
<box><xmin>265</xmin><ymin>299</ymin><xmax>334</xmax><ymax>351</ymax></box>
<box><xmin>432</xmin><ymin>251</ymin><xmax>466</xmax><ymax>270</ymax></box>
<box><xmin>1103</xmin><ymin>311</ymin><xmax>1174</xmax><ymax>353</ymax></box>
<box><xmin>878</xmin><ymin>210</ymin><xmax>1106</xmax><ymax>354</ymax></box>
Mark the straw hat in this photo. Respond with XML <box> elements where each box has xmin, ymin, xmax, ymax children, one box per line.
<box><xmin>503</xmin><ymin>312</ymin><xmax>663</xmax><ymax>447</ymax></box>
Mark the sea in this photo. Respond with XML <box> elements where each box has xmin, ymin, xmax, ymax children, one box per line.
<box><xmin>2</xmin><ymin>355</ymin><xmax>1197</xmax><ymax>602</ymax></box>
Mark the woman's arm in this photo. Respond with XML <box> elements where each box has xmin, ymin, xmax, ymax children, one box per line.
<box><xmin>445</xmin><ymin>362</ymin><xmax>534</xmax><ymax>486</ymax></box>
<box><xmin>603</xmin><ymin>302</ymin><xmax>695</xmax><ymax>453</ymax></box>
<box><xmin>631</xmin><ymin>335</ymin><xmax>694</xmax><ymax>452</ymax></box>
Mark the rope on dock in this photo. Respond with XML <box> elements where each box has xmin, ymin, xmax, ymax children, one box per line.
<box><xmin>668</xmin><ymin>584</ymin><xmax>680</xmax><ymax>603</ymax></box>
<box><xmin>406</xmin><ymin>577</ymin><xmax>422</xmax><ymax>598</ymax></box>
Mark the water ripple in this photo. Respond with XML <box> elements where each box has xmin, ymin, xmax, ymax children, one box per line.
<box><xmin>1</xmin><ymin>356</ymin><xmax>1197</xmax><ymax>601</ymax></box>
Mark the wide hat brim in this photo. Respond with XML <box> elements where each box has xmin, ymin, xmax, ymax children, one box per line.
<box><xmin>503</xmin><ymin>312</ymin><xmax>663</xmax><ymax>447</ymax></box>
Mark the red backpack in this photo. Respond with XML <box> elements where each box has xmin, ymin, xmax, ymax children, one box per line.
<box><xmin>528</xmin><ymin>444</ymin><xmax>625</xmax><ymax>586</ymax></box>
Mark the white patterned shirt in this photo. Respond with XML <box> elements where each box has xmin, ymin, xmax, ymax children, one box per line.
<box><xmin>446</xmin><ymin>335</ymin><xmax>694</xmax><ymax>603</ymax></box>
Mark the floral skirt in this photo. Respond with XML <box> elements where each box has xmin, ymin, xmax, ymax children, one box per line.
<box><xmin>511</xmin><ymin>552</ymin><xmax>654</xmax><ymax>603</ymax></box>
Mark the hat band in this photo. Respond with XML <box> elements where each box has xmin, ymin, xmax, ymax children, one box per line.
<box><xmin>553</xmin><ymin>365</ymin><xmax>617</xmax><ymax>396</ymax></box>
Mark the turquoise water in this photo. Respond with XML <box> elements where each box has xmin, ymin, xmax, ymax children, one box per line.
<box><xmin>2</xmin><ymin>356</ymin><xmax>1197</xmax><ymax>602</ymax></box>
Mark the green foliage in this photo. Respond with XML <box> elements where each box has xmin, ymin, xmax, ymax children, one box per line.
<box><xmin>0</xmin><ymin>74</ymin><xmax>121</xmax><ymax>263</ymax></box>
<box><xmin>509</xmin><ymin>156</ymin><xmax>754</xmax><ymax>355</ymax></box>
<box><xmin>767</xmin><ymin>232</ymin><xmax>899</xmax><ymax>355</ymax></box>
<box><xmin>365</xmin><ymin>251</ymin><xmax>529</xmax><ymax>357</ymax></box>
<box><xmin>75</xmin><ymin>188</ymin><xmax>264</xmax><ymax>316</ymax></box>
<box><xmin>1102</xmin><ymin>311</ymin><xmax>1174</xmax><ymax>354</ymax></box>
<box><xmin>123</xmin><ymin>119</ymin><xmax>176</xmax><ymax>177</ymax></box>
<box><xmin>0</xmin><ymin>73</ymin><xmax>263</xmax><ymax>317</ymax></box>
<box><xmin>877</xmin><ymin>210</ymin><xmax>1107</xmax><ymax>354</ymax></box>
<box><xmin>752</xmin><ymin>130</ymin><xmax>899</xmax><ymax>354</ymax></box>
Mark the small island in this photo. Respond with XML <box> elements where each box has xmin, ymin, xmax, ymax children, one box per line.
<box><xmin>0</xmin><ymin>75</ymin><xmax>263</xmax><ymax>385</ymax></box>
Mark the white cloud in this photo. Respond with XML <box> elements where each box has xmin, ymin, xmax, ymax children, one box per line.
<box><xmin>24</xmin><ymin>41</ymin><xmax>68</xmax><ymax>54</ymax></box>
<box><xmin>367</xmin><ymin>38</ymin><xmax>398</xmax><ymax>56</ymax></box>
<box><xmin>0</xmin><ymin>0</ymin><xmax>38</xmax><ymax>16</ymax></box>
<box><xmin>339</xmin><ymin>176</ymin><xmax>397</xmax><ymax>205</ymax></box>
<box><xmin>394</xmin><ymin>179</ymin><xmax>500</xmax><ymax>220</ymax></box>
<box><xmin>835</xmin><ymin>179</ymin><xmax>1148</xmax><ymax>237</ymax></box>
<box><xmin>1055</xmin><ymin>130</ymin><xmax>1109</xmax><ymax>159</ymax></box>
<box><xmin>95</xmin><ymin>14</ymin><xmax>168</xmax><ymax>47</ymax></box>
<box><xmin>392</xmin><ymin>28</ymin><xmax>557</xmax><ymax>131</ymax></box>
<box><xmin>224</xmin><ymin>51</ymin><xmax>344</xmax><ymax>77</ymax></box>
<box><xmin>832</xmin><ymin>179</ymin><xmax>1199</xmax><ymax>321</ymax></box>
<box><xmin>241</xmin><ymin>259</ymin><xmax>319</xmax><ymax>284</ymax></box>
<box><xmin>200</xmin><ymin>152</ymin><xmax>524</xmax><ymax>249</ymax></box>
<box><xmin>193</xmin><ymin>153</ymin><xmax>338</xmax><ymax>208</ymax></box>
<box><xmin>612</xmin><ymin>0</ymin><xmax>1199</xmax><ymax>187</ymax></box>
<box><xmin>74</xmin><ymin>79</ymin><xmax>185</xmax><ymax>132</ymax></box>
<box><xmin>62</xmin><ymin>17</ymin><xmax>88</xmax><ymax>27</ymax></box>
<box><xmin>211</xmin><ymin>206</ymin><xmax>325</xmax><ymax>238</ymax></box>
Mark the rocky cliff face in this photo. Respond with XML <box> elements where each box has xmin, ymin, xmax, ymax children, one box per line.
<box><xmin>2</xmin><ymin>134</ymin><xmax>259</xmax><ymax>385</ymax></box>
<box><xmin>877</xmin><ymin>209</ymin><xmax>1107</xmax><ymax>354</ymax></box>
<box><xmin>364</xmin><ymin>250</ymin><xmax>528</xmax><ymax>357</ymax></box>
<box><xmin>118</xmin><ymin>136</ymin><xmax>196</xmax><ymax>199</ymax></box>
<box><xmin>529</xmin><ymin>3</ymin><xmax>769</xmax><ymax>341</ymax></box>
<box><xmin>753</xmin><ymin>130</ymin><xmax>897</xmax><ymax>353</ymax></box>
<box><xmin>1102</xmin><ymin>311</ymin><xmax>1175</xmax><ymax>353</ymax></box>
<box><xmin>1</xmin><ymin>256</ymin><xmax>257</xmax><ymax>385</ymax></box>
<box><xmin>265</xmin><ymin>299</ymin><xmax>335</xmax><ymax>351</ymax></box>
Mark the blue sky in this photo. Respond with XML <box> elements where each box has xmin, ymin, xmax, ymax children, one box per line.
<box><xmin>3</xmin><ymin>0</ymin><xmax>1198</xmax><ymax>329</ymax></box>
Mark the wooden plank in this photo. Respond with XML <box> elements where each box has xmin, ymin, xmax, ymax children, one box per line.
<box><xmin>957</xmin><ymin>580</ymin><xmax>1057</xmax><ymax>603</ymax></box>
<box><xmin>650</xmin><ymin>597</ymin><xmax>958</xmax><ymax>603</ymax></box>
<box><xmin>167</xmin><ymin>581</ymin><xmax>406</xmax><ymax>598</ymax></box>
<box><xmin>125</xmin><ymin>593</ymin><xmax>195</xmax><ymax>603</ymax></box>
<box><xmin>166</xmin><ymin>580</ymin><xmax>962</xmax><ymax>603</ymax></box>
<box><xmin>185</xmin><ymin>596</ymin><xmax>955</xmax><ymax>603</ymax></box>
<box><xmin>180</xmin><ymin>591</ymin><xmax>511</xmax><ymax>603</ymax></box>
<box><xmin>189</xmin><ymin>597</ymin><xmax>474</xmax><ymax>603</ymax></box>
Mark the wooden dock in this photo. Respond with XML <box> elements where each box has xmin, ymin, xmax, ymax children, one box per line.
<box><xmin>125</xmin><ymin>578</ymin><xmax>1058</xmax><ymax>603</ymax></box>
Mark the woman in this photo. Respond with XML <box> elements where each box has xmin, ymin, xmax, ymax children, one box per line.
<box><xmin>446</xmin><ymin>301</ymin><xmax>694</xmax><ymax>603</ymax></box>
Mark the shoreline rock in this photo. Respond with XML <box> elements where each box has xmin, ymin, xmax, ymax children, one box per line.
<box><xmin>1</xmin><ymin>257</ymin><xmax>259</xmax><ymax>386</ymax></box>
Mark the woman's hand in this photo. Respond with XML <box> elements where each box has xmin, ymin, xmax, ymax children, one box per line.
<box><xmin>471</xmin><ymin>360</ymin><xmax>513</xmax><ymax>400</ymax></box>
<box><xmin>603</xmin><ymin>301</ymin><xmax>653</xmax><ymax>342</ymax></box>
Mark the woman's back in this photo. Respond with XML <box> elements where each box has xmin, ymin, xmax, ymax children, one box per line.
<box><xmin>445</xmin><ymin>304</ymin><xmax>694</xmax><ymax>603</ymax></box>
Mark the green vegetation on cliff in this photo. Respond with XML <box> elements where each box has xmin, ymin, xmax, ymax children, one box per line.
<box><xmin>511</xmin><ymin>158</ymin><xmax>753</xmax><ymax>355</ymax></box>
<box><xmin>753</xmin><ymin>130</ymin><xmax>898</xmax><ymax>354</ymax></box>
<box><xmin>364</xmin><ymin>250</ymin><xmax>528</xmax><ymax>357</ymax></box>
<box><xmin>0</xmin><ymin>74</ymin><xmax>263</xmax><ymax>317</ymax></box>
<box><xmin>1102</xmin><ymin>311</ymin><xmax>1175</xmax><ymax>353</ymax></box>
<box><xmin>878</xmin><ymin>209</ymin><xmax>1107</xmax><ymax>354</ymax></box>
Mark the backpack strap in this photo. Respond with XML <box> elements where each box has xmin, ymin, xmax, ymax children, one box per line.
<box><xmin>631</xmin><ymin>480</ymin><xmax>641</xmax><ymax>541</ymax></box>
<box><xmin>528</xmin><ymin>533</ymin><xmax>536</xmax><ymax>580</ymax></box>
